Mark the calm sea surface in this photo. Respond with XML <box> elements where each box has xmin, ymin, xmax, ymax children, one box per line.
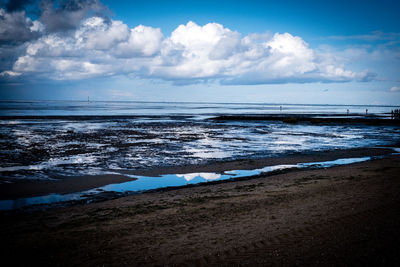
<box><xmin>0</xmin><ymin>100</ymin><xmax>397</xmax><ymax>116</ymax></box>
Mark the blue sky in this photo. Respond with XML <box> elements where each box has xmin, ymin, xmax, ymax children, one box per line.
<box><xmin>103</xmin><ymin>0</ymin><xmax>400</xmax><ymax>37</ymax></box>
<box><xmin>0</xmin><ymin>0</ymin><xmax>399</xmax><ymax>104</ymax></box>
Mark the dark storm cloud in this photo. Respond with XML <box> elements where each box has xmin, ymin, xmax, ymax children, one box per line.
<box><xmin>0</xmin><ymin>0</ymin><xmax>109</xmax><ymax>39</ymax></box>
<box><xmin>39</xmin><ymin>0</ymin><xmax>108</xmax><ymax>33</ymax></box>
<box><xmin>0</xmin><ymin>0</ymin><xmax>40</xmax><ymax>44</ymax></box>
<box><xmin>0</xmin><ymin>0</ymin><xmax>109</xmax><ymax>77</ymax></box>
<box><xmin>0</xmin><ymin>43</ymin><xmax>26</xmax><ymax>69</ymax></box>
<box><xmin>4</xmin><ymin>0</ymin><xmax>33</xmax><ymax>12</ymax></box>
<box><xmin>0</xmin><ymin>8</ymin><xmax>41</xmax><ymax>43</ymax></box>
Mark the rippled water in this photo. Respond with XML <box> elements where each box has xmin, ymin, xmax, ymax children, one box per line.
<box><xmin>0</xmin><ymin>117</ymin><xmax>399</xmax><ymax>182</ymax></box>
<box><xmin>0</xmin><ymin>101</ymin><xmax>399</xmax><ymax>182</ymax></box>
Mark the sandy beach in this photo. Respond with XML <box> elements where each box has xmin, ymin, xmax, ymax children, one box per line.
<box><xmin>1</xmin><ymin>153</ymin><xmax>399</xmax><ymax>266</ymax></box>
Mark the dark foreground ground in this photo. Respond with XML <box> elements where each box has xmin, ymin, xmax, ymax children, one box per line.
<box><xmin>1</xmin><ymin>155</ymin><xmax>400</xmax><ymax>266</ymax></box>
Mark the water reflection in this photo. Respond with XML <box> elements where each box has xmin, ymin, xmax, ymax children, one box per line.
<box><xmin>176</xmin><ymin>173</ymin><xmax>222</xmax><ymax>181</ymax></box>
<box><xmin>0</xmin><ymin>155</ymin><xmax>378</xmax><ymax>211</ymax></box>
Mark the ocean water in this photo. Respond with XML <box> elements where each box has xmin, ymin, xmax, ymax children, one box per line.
<box><xmin>0</xmin><ymin>101</ymin><xmax>399</xmax><ymax>182</ymax></box>
<box><xmin>0</xmin><ymin>100</ymin><xmax>396</xmax><ymax>116</ymax></box>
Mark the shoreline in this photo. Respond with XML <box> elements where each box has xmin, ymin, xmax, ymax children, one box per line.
<box><xmin>0</xmin><ymin>147</ymin><xmax>396</xmax><ymax>201</ymax></box>
<box><xmin>125</xmin><ymin>146</ymin><xmax>395</xmax><ymax>176</ymax></box>
<box><xmin>1</xmin><ymin>154</ymin><xmax>399</xmax><ymax>265</ymax></box>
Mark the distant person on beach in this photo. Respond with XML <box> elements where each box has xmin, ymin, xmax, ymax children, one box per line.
<box><xmin>366</xmin><ymin>109</ymin><xmax>368</xmax><ymax>115</ymax></box>
<box><xmin>280</xmin><ymin>106</ymin><xmax>282</xmax><ymax>111</ymax></box>
<box><xmin>347</xmin><ymin>109</ymin><xmax>349</xmax><ymax>115</ymax></box>
<box><xmin>393</xmin><ymin>109</ymin><xmax>400</xmax><ymax>119</ymax></box>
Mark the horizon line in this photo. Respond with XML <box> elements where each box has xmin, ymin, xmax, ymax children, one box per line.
<box><xmin>0</xmin><ymin>99</ymin><xmax>398</xmax><ymax>107</ymax></box>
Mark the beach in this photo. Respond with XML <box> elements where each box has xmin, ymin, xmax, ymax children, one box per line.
<box><xmin>1</xmin><ymin>102</ymin><xmax>400</xmax><ymax>265</ymax></box>
<box><xmin>1</xmin><ymin>154</ymin><xmax>400</xmax><ymax>266</ymax></box>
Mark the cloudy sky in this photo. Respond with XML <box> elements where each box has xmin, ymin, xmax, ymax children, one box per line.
<box><xmin>0</xmin><ymin>0</ymin><xmax>399</xmax><ymax>104</ymax></box>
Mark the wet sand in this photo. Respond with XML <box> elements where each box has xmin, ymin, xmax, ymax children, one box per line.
<box><xmin>1</xmin><ymin>154</ymin><xmax>400</xmax><ymax>266</ymax></box>
<box><xmin>0</xmin><ymin>174</ymin><xmax>136</xmax><ymax>200</ymax></box>
<box><xmin>0</xmin><ymin>147</ymin><xmax>394</xmax><ymax>199</ymax></box>
<box><xmin>211</xmin><ymin>114</ymin><xmax>400</xmax><ymax>125</ymax></box>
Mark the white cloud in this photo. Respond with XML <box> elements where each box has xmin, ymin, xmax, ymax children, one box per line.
<box><xmin>78</xmin><ymin>17</ymin><xmax>130</xmax><ymax>50</ymax></box>
<box><xmin>6</xmin><ymin>19</ymin><xmax>375</xmax><ymax>84</ymax></box>
<box><xmin>0</xmin><ymin>70</ymin><xmax>21</xmax><ymax>77</ymax></box>
<box><xmin>114</xmin><ymin>25</ymin><xmax>163</xmax><ymax>57</ymax></box>
<box><xmin>176</xmin><ymin>172</ymin><xmax>221</xmax><ymax>181</ymax></box>
<box><xmin>390</xmin><ymin>86</ymin><xmax>400</xmax><ymax>92</ymax></box>
<box><xmin>152</xmin><ymin>21</ymin><xmax>242</xmax><ymax>79</ymax></box>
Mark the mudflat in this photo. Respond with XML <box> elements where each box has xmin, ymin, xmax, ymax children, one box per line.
<box><xmin>0</xmin><ymin>174</ymin><xmax>137</xmax><ymax>200</ymax></box>
<box><xmin>0</xmin><ymin>147</ymin><xmax>393</xmax><ymax>199</ymax></box>
<box><xmin>1</xmin><ymin>155</ymin><xmax>400</xmax><ymax>266</ymax></box>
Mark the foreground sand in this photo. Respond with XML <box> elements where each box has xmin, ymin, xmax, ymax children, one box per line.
<box><xmin>1</xmin><ymin>155</ymin><xmax>400</xmax><ymax>266</ymax></box>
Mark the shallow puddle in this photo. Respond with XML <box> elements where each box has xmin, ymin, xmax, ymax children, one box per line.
<box><xmin>0</xmin><ymin>156</ymin><xmax>376</xmax><ymax>211</ymax></box>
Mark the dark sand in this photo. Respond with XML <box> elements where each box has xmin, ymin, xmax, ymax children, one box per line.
<box><xmin>1</xmin><ymin>154</ymin><xmax>400</xmax><ymax>266</ymax></box>
<box><xmin>211</xmin><ymin>114</ymin><xmax>400</xmax><ymax>125</ymax></box>
<box><xmin>0</xmin><ymin>174</ymin><xmax>136</xmax><ymax>200</ymax></box>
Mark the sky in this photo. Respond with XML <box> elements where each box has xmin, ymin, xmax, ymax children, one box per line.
<box><xmin>0</xmin><ymin>0</ymin><xmax>399</xmax><ymax>105</ymax></box>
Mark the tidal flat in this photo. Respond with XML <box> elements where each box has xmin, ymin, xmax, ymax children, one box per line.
<box><xmin>1</xmin><ymin>102</ymin><xmax>400</xmax><ymax>265</ymax></box>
